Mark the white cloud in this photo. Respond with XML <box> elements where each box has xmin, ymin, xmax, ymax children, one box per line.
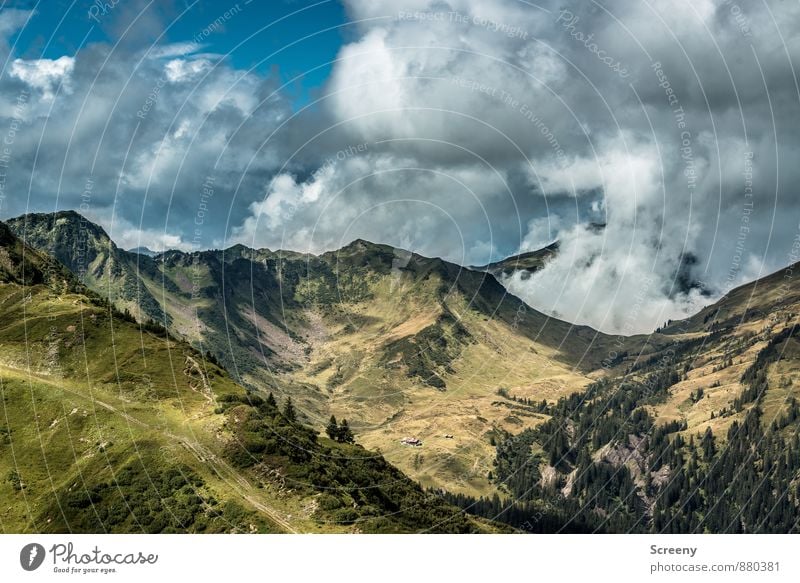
<box><xmin>229</xmin><ymin>152</ymin><xmax>510</xmax><ymax>265</ymax></box>
<box><xmin>519</xmin><ymin>215</ymin><xmax>564</xmax><ymax>252</ymax></box>
<box><xmin>164</xmin><ymin>58</ymin><xmax>212</xmax><ymax>83</ymax></box>
<box><xmin>84</xmin><ymin>209</ymin><xmax>191</xmax><ymax>253</ymax></box>
<box><xmin>10</xmin><ymin>56</ymin><xmax>75</xmax><ymax>100</ymax></box>
<box><xmin>147</xmin><ymin>42</ymin><xmax>205</xmax><ymax>59</ymax></box>
<box><xmin>0</xmin><ymin>8</ymin><xmax>32</xmax><ymax>39</ymax></box>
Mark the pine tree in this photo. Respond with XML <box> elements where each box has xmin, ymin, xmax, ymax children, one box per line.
<box><xmin>266</xmin><ymin>392</ymin><xmax>277</xmax><ymax>409</ymax></box>
<box><xmin>283</xmin><ymin>397</ymin><xmax>296</xmax><ymax>422</ymax></box>
<box><xmin>338</xmin><ymin>419</ymin><xmax>355</xmax><ymax>444</ymax></box>
<box><xmin>326</xmin><ymin>415</ymin><xmax>339</xmax><ymax>439</ymax></box>
<box><xmin>702</xmin><ymin>427</ymin><xmax>716</xmax><ymax>461</ymax></box>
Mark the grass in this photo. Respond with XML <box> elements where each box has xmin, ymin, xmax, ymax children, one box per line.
<box><xmin>0</xmin><ymin>278</ymin><xmax>349</xmax><ymax>532</ymax></box>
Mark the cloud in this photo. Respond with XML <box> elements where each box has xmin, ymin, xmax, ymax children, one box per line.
<box><xmin>0</xmin><ymin>5</ymin><xmax>293</xmax><ymax>250</ymax></box>
<box><xmin>228</xmin><ymin>152</ymin><xmax>511</xmax><ymax>266</ymax></box>
<box><xmin>84</xmin><ymin>208</ymin><xmax>191</xmax><ymax>253</ymax></box>
<box><xmin>163</xmin><ymin>58</ymin><xmax>212</xmax><ymax>83</ymax></box>
<box><xmin>0</xmin><ymin>8</ymin><xmax>32</xmax><ymax>42</ymax></box>
<box><xmin>10</xmin><ymin>56</ymin><xmax>75</xmax><ymax>100</ymax></box>
<box><xmin>268</xmin><ymin>0</ymin><xmax>800</xmax><ymax>333</ymax></box>
<box><xmin>147</xmin><ymin>42</ymin><xmax>206</xmax><ymax>59</ymax></box>
<box><xmin>2</xmin><ymin>0</ymin><xmax>800</xmax><ymax>334</ymax></box>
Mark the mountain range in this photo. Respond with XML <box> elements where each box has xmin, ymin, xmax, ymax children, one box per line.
<box><xmin>3</xmin><ymin>210</ymin><xmax>800</xmax><ymax>533</ymax></box>
<box><xmin>128</xmin><ymin>246</ymin><xmax>158</xmax><ymax>257</ymax></box>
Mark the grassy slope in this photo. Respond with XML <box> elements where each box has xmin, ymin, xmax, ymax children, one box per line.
<box><xmin>626</xmin><ymin>263</ymin><xmax>800</xmax><ymax>440</ymax></box>
<box><xmin>0</xmin><ymin>282</ymin><xmax>296</xmax><ymax>533</ymax></box>
<box><xmin>285</xmin><ymin>266</ymin><xmax>599</xmax><ymax>497</ymax></box>
<box><xmin>0</xmin><ymin>227</ymin><xmax>499</xmax><ymax>533</ymax></box>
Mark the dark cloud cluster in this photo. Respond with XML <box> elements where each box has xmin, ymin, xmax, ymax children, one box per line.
<box><xmin>1</xmin><ymin>1</ymin><xmax>799</xmax><ymax>333</ymax></box>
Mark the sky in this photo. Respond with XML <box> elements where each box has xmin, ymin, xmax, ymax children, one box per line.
<box><xmin>0</xmin><ymin>0</ymin><xmax>799</xmax><ymax>334</ymax></box>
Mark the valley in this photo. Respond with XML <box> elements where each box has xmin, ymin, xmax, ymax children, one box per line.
<box><xmin>5</xmin><ymin>211</ymin><xmax>800</xmax><ymax>533</ymax></box>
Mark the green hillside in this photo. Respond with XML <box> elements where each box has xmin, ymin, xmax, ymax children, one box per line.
<box><xmin>0</xmin><ymin>222</ymin><xmax>497</xmax><ymax>533</ymax></box>
<box><xmin>446</xmin><ymin>264</ymin><xmax>800</xmax><ymax>533</ymax></box>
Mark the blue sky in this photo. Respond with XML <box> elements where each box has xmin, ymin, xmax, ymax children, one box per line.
<box><xmin>5</xmin><ymin>0</ymin><xmax>348</xmax><ymax>106</ymax></box>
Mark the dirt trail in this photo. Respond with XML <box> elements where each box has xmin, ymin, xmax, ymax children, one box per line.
<box><xmin>184</xmin><ymin>355</ymin><xmax>214</xmax><ymax>404</ymax></box>
<box><xmin>173</xmin><ymin>435</ymin><xmax>298</xmax><ymax>533</ymax></box>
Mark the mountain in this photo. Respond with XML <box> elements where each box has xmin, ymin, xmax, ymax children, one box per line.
<box><xmin>0</xmin><ymin>221</ymin><xmax>78</xmax><ymax>290</ymax></box>
<box><xmin>9</xmin><ymin>212</ymin><xmax>639</xmax><ymax>497</ymax></box>
<box><xmin>0</xmin><ymin>221</ymin><xmax>498</xmax><ymax>533</ymax></box>
<box><xmin>6</xmin><ymin>212</ymin><xmax>168</xmax><ymax>325</ymax></box>
<box><xmin>174</xmin><ymin>239</ymin><xmax>627</xmax><ymax>496</ymax></box>
<box><xmin>446</xmin><ymin>263</ymin><xmax>800</xmax><ymax>533</ymax></box>
<box><xmin>472</xmin><ymin>223</ymin><xmax>607</xmax><ymax>279</ymax></box>
<box><xmin>6</xmin><ymin>210</ymin><xmax>800</xmax><ymax>533</ymax></box>
<box><xmin>661</xmin><ymin>264</ymin><xmax>800</xmax><ymax>334</ymax></box>
<box><xmin>474</xmin><ymin>242</ymin><xmax>559</xmax><ymax>279</ymax></box>
<box><xmin>128</xmin><ymin>246</ymin><xmax>158</xmax><ymax>257</ymax></box>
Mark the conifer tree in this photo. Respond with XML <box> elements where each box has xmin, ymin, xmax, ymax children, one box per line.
<box><xmin>338</xmin><ymin>419</ymin><xmax>355</xmax><ymax>444</ymax></box>
<box><xmin>283</xmin><ymin>397</ymin><xmax>296</xmax><ymax>422</ymax></box>
<box><xmin>326</xmin><ymin>415</ymin><xmax>339</xmax><ymax>439</ymax></box>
